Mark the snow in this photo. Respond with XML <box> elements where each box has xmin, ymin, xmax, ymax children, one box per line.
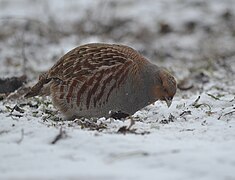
<box><xmin>0</xmin><ymin>0</ymin><xmax>235</xmax><ymax>180</ymax></box>
<box><xmin>1</xmin><ymin>94</ymin><xmax>234</xmax><ymax>180</ymax></box>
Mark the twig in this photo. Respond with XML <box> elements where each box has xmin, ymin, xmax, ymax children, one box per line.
<box><xmin>107</xmin><ymin>151</ymin><xmax>149</xmax><ymax>163</ymax></box>
<box><xmin>218</xmin><ymin>110</ymin><xmax>235</xmax><ymax>120</ymax></box>
<box><xmin>229</xmin><ymin>96</ymin><xmax>235</xmax><ymax>102</ymax></box>
<box><xmin>16</xmin><ymin>129</ymin><xmax>24</xmax><ymax>144</ymax></box>
<box><xmin>191</xmin><ymin>96</ymin><xmax>201</xmax><ymax>106</ymax></box>
<box><xmin>223</xmin><ymin>111</ymin><xmax>235</xmax><ymax>117</ymax></box>
<box><xmin>179</xmin><ymin>128</ymin><xmax>195</xmax><ymax>132</ymax></box>
<box><xmin>51</xmin><ymin>127</ymin><xmax>68</xmax><ymax>144</ymax></box>
<box><xmin>5</xmin><ymin>105</ymin><xmax>25</xmax><ymax>119</ymax></box>
<box><xmin>6</xmin><ymin>104</ymin><xmax>25</xmax><ymax>114</ymax></box>
<box><xmin>179</xmin><ymin>111</ymin><xmax>192</xmax><ymax>116</ymax></box>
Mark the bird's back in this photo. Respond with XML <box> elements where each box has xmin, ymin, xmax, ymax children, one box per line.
<box><xmin>48</xmin><ymin>43</ymin><xmax>147</xmax><ymax>79</ymax></box>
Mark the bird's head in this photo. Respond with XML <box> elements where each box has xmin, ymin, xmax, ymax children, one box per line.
<box><xmin>151</xmin><ymin>68</ymin><xmax>177</xmax><ymax>107</ymax></box>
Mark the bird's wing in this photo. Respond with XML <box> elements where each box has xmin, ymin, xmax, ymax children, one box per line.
<box><xmin>48</xmin><ymin>43</ymin><xmax>148</xmax><ymax>80</ymax></box>
<box><xmin>25</xmin><ymin>43</ymin><xmax>149</xmax><ymax>99</ymax></box>
<box><xmin>49</xmin><ymin>43</ymin><xmax>149</xmax><ymax>109</ymax></box>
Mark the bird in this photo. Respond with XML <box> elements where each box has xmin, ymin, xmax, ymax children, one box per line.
<box><xmin>25</xmin><ymin>43</ymin><xmax>177</xmax><ymax>120</ymax></box>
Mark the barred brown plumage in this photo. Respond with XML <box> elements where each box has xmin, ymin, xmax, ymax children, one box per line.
<box><xmin>25</xmin><ymin>43</ymin><xmax>177</xmax><ymax>119</ymax></box>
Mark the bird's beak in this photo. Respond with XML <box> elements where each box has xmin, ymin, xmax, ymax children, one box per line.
<box><xmin>165</xmin><ymin>97</ymin><xmax>172</xmax><ymax>107</ymax></box>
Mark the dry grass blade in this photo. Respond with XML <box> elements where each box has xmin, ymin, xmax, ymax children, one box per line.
<box><xmin>207</xmin><ymin>93</ymin><xmax>220</xmax><ymax>100</ymax></box>
<box><xmin>191</xmin><ymin>96</ymin><xmax>211</xmax><ymax>111</ymax></box>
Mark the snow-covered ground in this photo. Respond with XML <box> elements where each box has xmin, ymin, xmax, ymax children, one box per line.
<box><xmin>0</xmin><ymin>0</ymin><xmax>235</xmax><ymax>180</ymax></box>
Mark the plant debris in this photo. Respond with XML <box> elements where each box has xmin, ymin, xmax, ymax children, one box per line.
<box><xmin>207</xmin><ymin>93</ymin><xmax>221</xmax><ymax>100</ymax></box>
<box><xmin>117</xmin><ymin>126</ymin><xmax>150</xmax><ymax>135</ymax></box>
<box><xmin>74</xmin><ymin>118</ymin><xmax>107</xmax><ymax>131</ymax></box>
<box><xmin>5</xmin><ymin>104</ymin><xmax>25</xmax><ymax>118</ymax></box>
<box><xmin>159</xmin><ymin>114</ymin><xmax>175</xmax><ymax>124</ymax></box>
<box><xmin>191</xmin><ymin>96</ymin><xmax>211</xmax><ymax>111</ymax></box>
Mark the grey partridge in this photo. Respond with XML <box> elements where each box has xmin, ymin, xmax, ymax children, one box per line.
<box><xmin>25</xmin><ymin>43</ymin><xmax>177</xmax><ymax>119</ymax></box>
